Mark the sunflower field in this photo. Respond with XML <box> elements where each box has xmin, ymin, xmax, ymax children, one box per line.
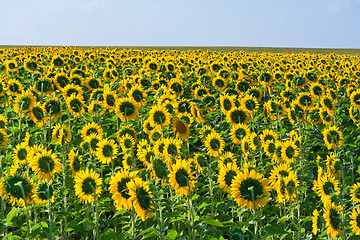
<box><xmin>0</xmin><ymin>47</ymin><xmax>360</xmax><ymax>239</ymax></box>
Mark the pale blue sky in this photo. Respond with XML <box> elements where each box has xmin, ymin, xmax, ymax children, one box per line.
<box><xmin>1</xmin><ymin>0</ymin><xmax>359</xmax><ymax>48</ymax></box>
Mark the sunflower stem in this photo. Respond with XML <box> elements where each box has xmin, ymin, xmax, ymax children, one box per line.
<box><xmin>17</xmin><ymin>181</ymin><xmax>31</xmax><ymax>237</ymax></box>
<box><xmin>206</xmin><ymin>159</ymin><xmax>214</xmax><ymax>218</ymax></box>
<box><xmin>249</xmin><ymin>186</ymin><xmax>258</xmax><ymax>240</ymax></box>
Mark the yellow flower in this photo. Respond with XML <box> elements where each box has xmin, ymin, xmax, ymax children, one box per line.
<box><xmin>109</xmin><ymin>169</ymin><xmax>140</xmax><ymax>210</ymax></box>
<box><xmin>74</xmin><ymin>168</ymin><xmax>102</xmax><ymax>204</ymax></box>
<box><xmin>95</xmin><ymin>138</ymin><xmax>118</xmax><ymax>165</ymax></box>
<box><xmin>168</xmin><ymin>159</ymin><xmax>196</xmax><ymax>196</ymax></box>
<box><xmin>204</xmin><ymin>131</ymin><xmax>224</xmax><ymax>157</ymax></box>
<box><xmin>29</xmin><ymin>149</ymin><xmax>61</xmax><ymax>180</ymax></box>
<box><xmin>128</xmin><ymin>178</ymin><xmax>154</xmax><ymax>221</ymax></box>
<box><xmin>230</xmin><ymin>169</ymin><xmax>271</xmax><ymax>210</ymax></box>
<box><xmin>322</xmin><ymin>126</ymin><xmax>343</xmax><ymax>150</ymax></box>
<box><xmin>218</xmin><ymin>163</ymin><xmax>239</xmax><ymax>194</ymax></box>
<box><xmin>323</xmin><ymin>202</ymin><xmax>343</xmax><ymax>239</ymax></box>
<box><xmin>350</xmin><ymin>206</ymin><xmax>360</xmax><ymax>235</ymax></box>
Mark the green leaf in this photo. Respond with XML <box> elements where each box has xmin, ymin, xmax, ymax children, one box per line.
<box><xmin>263</xmin><ymin>225</ymin><xmax>288</xmax><ymax>236</ymax></box>
<box><xmin>349</xmin><ymin>236</ymin><xmax>360</xmax><ymax>240</ymax></box>
<box><xmin>101</xmin><ymin>228</ymin><xmax>117</xmax><ymax>240</ymax></box>
<box><xmin>6</xmin><ymin>207</ymin><xmax>19</xmax><ymax>224</ymax></box>
<box><xmin>140</xmin><ymin>227</ymin><xmax>157</xmax><ymax>238</ymax></box>
<box><xmin>204</xmin><ymin>216</ymin><xmax>225</xmax><ymax>227</ymax></box>
<box><xmin>166</xmin><ymin>229</ymin><xmax>178</xmax><ymax>240</ymax></box>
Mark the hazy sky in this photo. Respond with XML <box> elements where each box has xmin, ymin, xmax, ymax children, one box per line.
<box><xmin>1</xmin><ymin>0</ymin><xmax>359</xmax><ymax>48</ymax></box>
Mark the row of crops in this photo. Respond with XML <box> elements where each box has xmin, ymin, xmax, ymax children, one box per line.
<box><xmin>0</xmin><ymin>46</ymin><xmax>360</xmax><ymax>239</ymax></box>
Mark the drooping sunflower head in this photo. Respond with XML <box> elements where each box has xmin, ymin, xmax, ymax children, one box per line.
<box><xmin>172</xmin><ymin>118</ymin><xmax>190</xmax><ymax>140</ymax></box>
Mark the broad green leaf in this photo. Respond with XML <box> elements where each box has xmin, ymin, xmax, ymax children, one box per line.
<box><xmin>204</xmin><ymin>216</ymin><xmax>225</xmax><ymax>227</ymax></box>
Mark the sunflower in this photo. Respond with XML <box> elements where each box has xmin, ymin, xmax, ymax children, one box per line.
<box><xmin>169</xmin><ymin>78</ymin><xmax>184</xmax><ymax>95</ymax></box>
<box><xmin>81</xmin><ymin>122</ymin><xmax>104</xmax><ymax>141</ymax></box>
<box><xmin>280</xmin><ymin>140</ymin><xmax>299</xmax><ymax>163</ymax></box>
<box><xmin>14</xmin><ymin>90</ymin><xmax>36</xmax><ymax>113</ymax></box>
<box><xmin>6</xmin><ymin>79</ymin><xmax>23</xmax><ymax>96</ymax></box>
<box><xmin>118</xmin><ymin>134</ymin><xmax>135</xmax><ymax>153</ymax></box>
<box><xmin>88</xmin><ymin>100</ymin><xmax>105</xmax><ymax>116</ymax></box>
<box><xmin>323</xmin><ymin>202</ymin><xmax>343</xmax><ymax>239</ymax></box>
<box><xmin>226</xmin><ymin>106</ymin><xmax>250</xmax><ymax>125</ymax></box>
<box><xmin>0</xmin><ymin>114</ymin><xmax>7</xmax><ymax>129</ymax></box>
<box><xmin>33</xmin><ymin>181</ymin><xmax>54</xmax><ymax>204</ymax></box>
<box><xmin>149</xmin><ymin>104</ymin><xmax>172</xmax><ymax>129</ymax></box>
<box><xmin>84</xmin><ymin>133</ymin><xmax>102</xmax><ymax>154</ymax></box>
<box><xmin>350</xmin><ymin>88</ymin><xmax>360</xmax><ymax>108</ymax></box>
<box><xmin>320</xmin><ymin>95</ymin><xmax>336</xmax><ymax>113</ymax></box>
<box><xmin>212</xmin><ymin>76</ymin><xmax>227</xmax><ymax>91</ymax></box>
<box><xmin>0</xmin><ymin>173</ymin><xmax>34</xmax><ymax>207</ymax></box>
<box><xmin>117</xmin><ymin>125</ymin><xmax>137</xmax><ymax>141</ymax></box>
<box><xmin>68</xmin><ymin>149</ymin><xmax>83</xmax><ymax>176</ymax></box>
<box><xmin>28</xmin><ymin>101</ymin><xmax>47</xmax><ymax>127</ymax></box>
<box><xmin>259</xmin><ymin>129</ymin><xmax>279</xmax><ymax>146</ymax></box>
<box><xmin>129</xmin><ymin>83</ymin><xmax>147</xmax><ymax>106</ymax></box>
<box><xmin>322</xmin><ymin>126</ymin><xmax>343</xmax><ymax>150</ymax></box>
<box><xmin>349</xmin><ymin>106</ymin><xmax>360</xmax><ymax>124</ymax></box>
<box><xmin>190</xmin><ymin>103</ymin><xmax>205</xmax><ymax>123</ymax></box>
<box><xmin>263</xmin><ymin>140</ymin><xmax>277</xmax><ymax>159</ymax></box>
<box><xmin>248</xmin><ymin>132</ymin><xmax>261</xmax><ymax>151</ymax></box>
<box><xmin>115</xmin><ymin>97</ymin><xmax>140</xmax><ymax>122</ymax></box>
<box><xmin>350</xmin><ymin>182</ymin><xmax>360</xmax><ymax>204</ymax></box>
<box><xmin>230</xmin><ymin>169</ymin><xmax>271</xmax><ymax>210</ymax></box>
<box><xmin>44</xmin><ymin>97</ymin><xmax>63</xmax><ymax>119</ymax></box>
<box><xmin>314</xmin><ymin>173</ymin><xmax>340</xmax><ymax>204</ymax></box>
<box><xmin>296</xmin><ymin>92</ymin><xmax>315</xmax><ymax>110</ymax></box>
<box><xmin>95</xmin><ymin>138</ymin><xmax>118</xmax><ymax>165</ymax></box>
<box><xmin>51</xmin><ymin>55</ymin><xmax>65</xmax><ymax>68</ymax></box>
<box><xmin>33</xmin><ymin>78</ymin><xmax>54</xmax><ymax>95</ymax></box>
<box><xmin>350</xmin><ymin>206</ymin><xmax>360</xmax><ymax>235</ymax></box>
<box><xmin>168</xmin><ymin>159</ymin><xmax>195</xmax><ymax>196</ymax></box>
<box><xmin>65</xmin><ymin>93</ymin><xmax>86</xmax><ymax>119</ymax></box>
<box><xmin>128</xmin><ymin>178</ymin><xmax>154</xmax><ymax>221</ymax></box>
<box><xmin>274</xmin><ymin>171</ymin><xmax>299</xmax><ymax>203</ymax></box>
<box><xmin>218</xmin><ymin>163</ymin><xmax>239</xmax><ymax>194</ymax></box>
<box><xmin>269</xmin><ymin>163</ymin><xmax>294</xmax><ymax>187</ymax></box>
<box><xmin>149</xmin><ymin>156</ymin><xmax>169</xmax><ymax>183</ymax></box>
<box><xmin>52</xmin><ymin>123</ymin><xmax>71</xmax><ymax>145</ymax></box>
<box><xmin>230</xmin><ymin>123</ymin><xmax>250</xmax><ymax>144</ymax></box>
<box><xmin>12</xmin><ymin>142</ymin><xmax>29</xmax><ymax>165</ymax></box>
<box><xmin>102</xmin><ymin>88</ymin><xmax>118</xmax><ymax>112</ymax></box>
<box><xmin>62</xmin><ymin>84</ymin><xmax>83</xmax><ymax>99</ymax></box>
<box><xmin>172</xmin><ymin>118</ymin><xmax>190</xmax><ymax>140</ymax></box>
<box><xmin>219</xmin><ymin>93</ymin><xmax>236</xmax><ymax>114</ymax></box>
<box><xmin>193</xmin><ymin>86</ymin><xmax>208</xmax><ymax>99</ymax></box>
<box><xmin>189</xmin><ymin>153</ymin><xmax>209</xmax><ymax>173</ymax></box>
<box><xmin>241</xmin><ymin>95</ymin><xmax>259</xmax><ymax>113</ymax></box>
<box><xmin>312</xmin><ymin>209</ymin><xmax>322</xmax><ymax>235</ymax></box>
<box><xmin>29</xmin><ymin>149</ymin><xmax>62</xmax><ymax>180</ymax></box>
<box><xmin>74</xmin><ymin>168</ymin><xmax>102</xmax><ymax>204</ymax></box>
<box><xmin>109</xmin><ymin>169</ymin><xmax>140</xmax><ymax>210</ymax></box>
<box><xmin>325</xmin><ymin>153</ymin><xmax>341</xmax><ymax>177</ymax></box>
<box><xmin>54</xmin><ymin>73</ymin><xmax>69</xmax><ymax>90</ymax></box>
<box><xmin>309</xmin><ymin>82</ymin><xmax>324</xmax><ymax>99</ymax></box>
<box><xmin>265</xmin><ymin>99</ymin><xmax>286</xmax><ymax>121</ymax></box>
<box><xmin>163</xmin><ymin>137</ymin><xmax>182</xmax><ymax>160</ymax></box>
<box><xmin>138</xmin><ymin>145</ymin><xmax>156</xmax><ymax>168</ymax></box>
<box><xmin>86</xmin><ymin>78</ymin><xmax>102</xmax><ymax>91</ymax></box>
<box><xmin>204</xmin><ymin>131</ymin><xmax>225</xmax><ymax>157</ymax></box>
<box><xmin>218</xmin><ymin>151</ymin><xmax>237</xmax><ymax>167</ymax></box>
